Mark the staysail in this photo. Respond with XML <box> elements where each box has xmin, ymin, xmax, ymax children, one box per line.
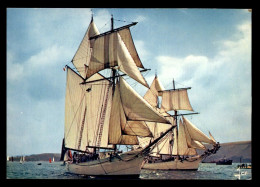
<box><xmin>108</xmin><ymin>77</ymin><xmax>170</xmax><ymax>145</ymax></box>
<box><xmin>182</xmin><ymin>116</ymin><xmax>215</xmax><ymax>145</ymax></box>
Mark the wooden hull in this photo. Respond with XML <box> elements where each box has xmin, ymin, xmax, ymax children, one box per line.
<box><xmin>142</xmin><ymin>156</ymin><xmax>203</xmax><ymax>170</ymax></box>
<box><xmin>67</xmin><ymin>150</ymin><xmax>145</xmax><ymax>177</ymax></box>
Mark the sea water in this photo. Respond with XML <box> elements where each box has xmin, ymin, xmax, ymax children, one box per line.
<box><xmin>6</xmin><ymin>161</ymin><xmax>252</xmax><ymax>180</ymax></box>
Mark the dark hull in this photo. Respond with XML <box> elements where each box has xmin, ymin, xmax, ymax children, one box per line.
<box><xmin>216</xmin><ymin>160</ymin><xmax>232</xmax><ymax>165</ymax></box>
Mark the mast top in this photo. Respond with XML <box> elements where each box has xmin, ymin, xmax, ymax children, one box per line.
<box><xmin>111</xmin><ymin>14</ymin><xmax>114</xmax><ymax>31</ymax></box>
<box><xmin>90</xmin><ymin>9</ymin><xmax>94</xmax><ymax>22</ymax></box>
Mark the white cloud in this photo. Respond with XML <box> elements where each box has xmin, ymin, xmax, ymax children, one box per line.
<box><xmin>156</xmin><ymin>21</ymin><xmax>251</xmax><ymax>142</ymax></box>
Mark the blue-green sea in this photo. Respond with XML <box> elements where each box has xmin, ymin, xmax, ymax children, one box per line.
<box><xmin>6</xmin><ymin>161</ymin><xmax>252</xmax><ymax>180</ymax></box>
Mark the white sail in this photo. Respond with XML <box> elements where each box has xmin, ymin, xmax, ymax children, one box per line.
<box><xmin>64</xmin><ymin>67</ymin><xmax>113</xmax><ymax>151</ymax></box>
<box><xmin>118</xmin><ymin>28</ymin><xmax>144</xmax><ymax>68</ymax></box>
<box><xmin>88</xmin><ymin>32</ymin><xmax>148</xmax><ymax>87</ymax></box>
<box><xmin>161</xmin><ymin>89</ymin><xmax>193</xmax><ymax>111</ymax></box>
<box><xmin>72</xmin><ymin>19</ymin><xmax>100</xmax><ymax>79</ymax></box>
<box><xmin>144</xmin><ymin>76</ymin><xmax>165</xmax><ymax>107</ymax></box>
<box><xmin>108</xmin><ymin>77</ymin><xmax>170</xmax><ymax>145</ymax></box>
<box><xmin>182</xmin><ymin>116</ymin><xmax>215</xmax><ymax>145</ymax></box>
<box><xmin>209</xmin><ymin>131</ymin><xmax>217</xmax><ymax>145</ymax></box>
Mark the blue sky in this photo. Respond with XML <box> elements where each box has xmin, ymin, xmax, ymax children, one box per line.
<box><xmin>7</xmin><ymin>8</ymin><xmax>252</xmax><ymax>156</ymax></box>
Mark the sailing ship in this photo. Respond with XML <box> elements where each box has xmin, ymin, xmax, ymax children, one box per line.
<box><xmin>60</xmin><ymin>14</ymin><xmax>173</xmax><ymax>178</ymax></box>
<box><xmin>134</xmin><ymin>75</ymin><xmax>220</xmax><ymax>170</ymax></box>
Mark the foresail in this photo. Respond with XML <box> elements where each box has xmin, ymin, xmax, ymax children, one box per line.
<box><xmin>108</xmin><ymin>81</ymin><xmax>139</xmax><ymax>145</ymax></box>
<box><xmin>183</xmin><ymin>116</ymin><xmax>214</xmax><ymax>145</ymax></box>
<box><xmin>72</xmin><ymin>20</ymin><xmax>100</xmax><ymax>79</ymax></box>
<box><xmin>108</xmin><ymin>77</ymin><xmax>170</xmax><ymax>145</ymax></box>
<box><xmin>183</xmin><ymin>121</ymin><xmax>206</xmax><ymax>150</ymax></box>
<box><xmin>161</xmin><ymin>89</ymin><xmax>193</xmax><ymax>111</ymax></box>
<box><xmin>119</xmin><ymin>77</ymin><xmax>169</xmax><ymax>123</ymax></box>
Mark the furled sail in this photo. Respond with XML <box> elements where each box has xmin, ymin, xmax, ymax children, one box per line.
<box><xmin>160</xmin><ymin>89</ymin><xmax>193</xmax><ymax>111</ymax></box>
<box><xmin>71</xmin><ymin>19</ymin><xmax>100</xmax><ymax>79</ymax></box>
<box><xmin>182</xmin><ymin>116</ymin><xmax>215</xmax><ymax>145</ymax></box>
<box><xmin>108</xmin><ymin>77</ymin><xmax>170</xmax><ymax>145</ymax></box>
<box><xmin>144</xmin><ymin>75</ymin><xmax>165</xmax><ymax>107</ymax></box>
<box><xmin>88</xmin><ymin>32</ymin><xmax>148</xmax><ymax>87</ymax></box>
<box><xmin>64</xmin><ymin>67</ymin><xmax>114</xmax><ymax>151</ymax></box>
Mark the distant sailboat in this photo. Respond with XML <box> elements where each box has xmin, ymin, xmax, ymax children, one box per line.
<box><xmin>20</xmin><ymin>156</ymin><xmax>25</xmax><ymax>164</ymax></box>
<box><xmin>7</xmin><ymin>156</ymin><xmax>9</xmax><ymax>161</ymax></box>
<box><xmin>52</xmin><ymin>157</ymin><xmax>55</xmax><ymax>162</ymax></box>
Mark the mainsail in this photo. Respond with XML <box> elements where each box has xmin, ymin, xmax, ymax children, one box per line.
<box><xmin>64</xmin><ymin>67</ymin><xmax>113</xmax><ymax>151</ymax></box>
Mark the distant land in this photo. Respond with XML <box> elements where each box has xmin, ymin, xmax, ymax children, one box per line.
<box><xmin>198</xmin><ymin>140</ymin><xmax>251</xmax><ymax>163</ymax></box>
<box><xmin>8</xmin><ymin>153</ymin><xmax>61</xmax><ymax>162</ymax></box>
<box><xmin>8</xmin><ymin>141</ymin><xmax>251</xmax><ymax>163</ymax></box>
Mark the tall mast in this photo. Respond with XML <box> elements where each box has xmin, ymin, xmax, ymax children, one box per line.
<box><xmin>111</xmin><ymin>14</ymin><xmax>117</xmax><ymax>152</ymax></box>
<box><xmin>111</xmin><ymin>14</ymin><xmax>116</xmax><ymax>96</ymax></box>
<box><xmin>173</xmin><ymin>78</ymin><xmax>177</xmax><ymax>124</ymax></box>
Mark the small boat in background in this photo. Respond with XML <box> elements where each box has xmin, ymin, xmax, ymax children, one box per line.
<box><xmin>49</xmin><ymin>158</ymin><xmax>52</xmax><ymax>163</ymax></box>
<box><xmin>237</xmin><ymin>163</ymin><xmax>252</xmax><ymax>169</ymax></box>
<box><xmin>216</xmin><ymin>157</ymin><xmax>232</xmax><ymax>165</ymax></box>
<box><xmin>20</xmin><ymin>156</ymin><xmax>25</xmax><ymax>164</ymax></box>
